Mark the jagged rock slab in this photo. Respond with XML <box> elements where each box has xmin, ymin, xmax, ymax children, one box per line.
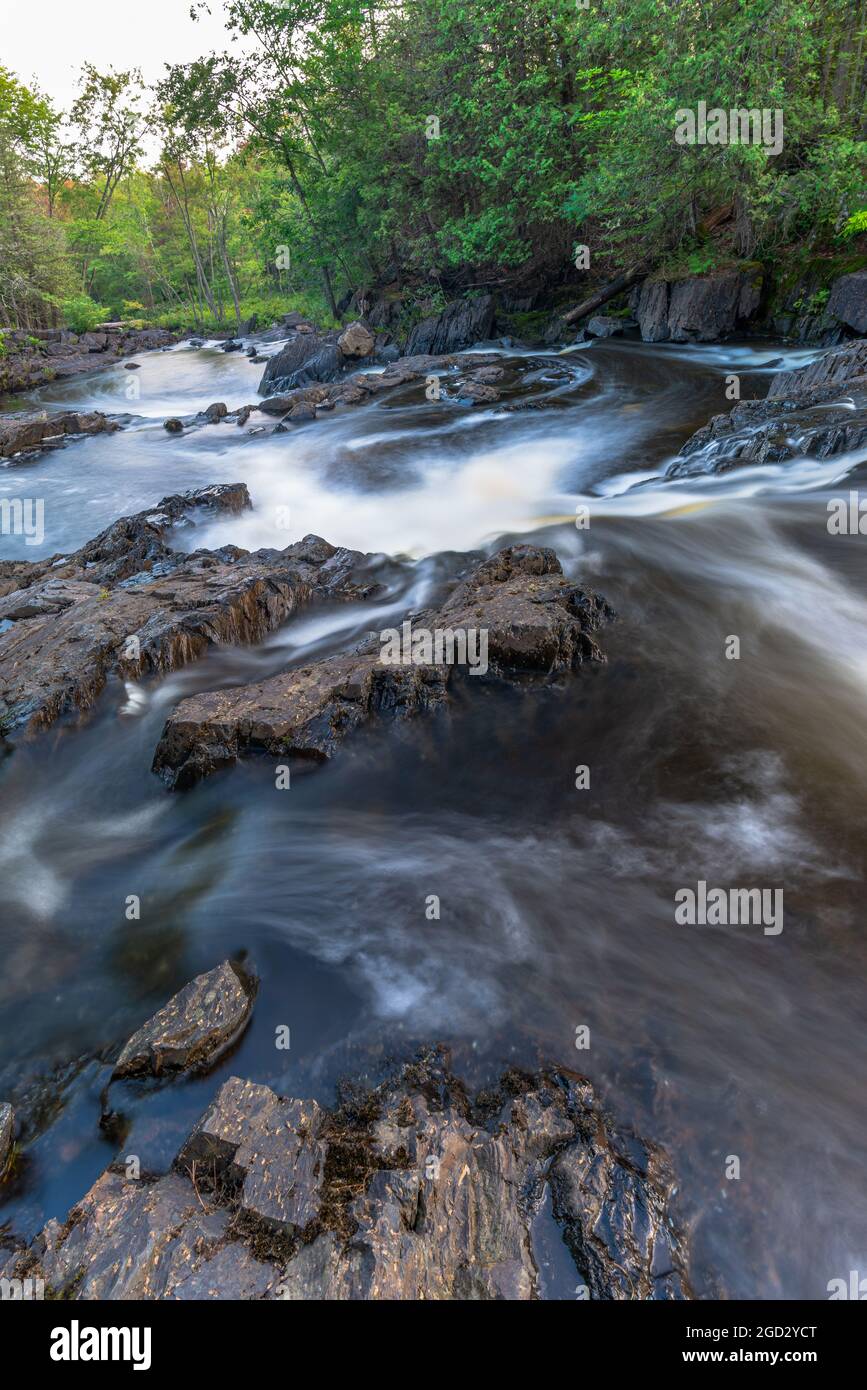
<box><xmin>258</xmin><ymin>334</ymin><xmax>343</xmax><ymax>394</ymax></box>
<box><xmin>827</xmin><ymin>271</ymin><xmax>867</xmax><ymax>336</ymax></box>
<box><xmin>113</xmin><ymin>961</ymin><xmax>256</xmax><ymax>1079</ymax></box>
<box><xmin>177</xmin><ymin>1078</ymin><xmax>326</xmax><ymax>1234</ymax></box>
<box><xmin>8</xmin><ymin>1052</ymin><xmax>692</xmax><ymax>1301</ymax></box>
<box><xmin>668</xmin><ymin>337</ymin><xmax>867</xmax><ymax>477</ymax></box>
<box><xmin>0</xmin><ymin>486</ymin><xmax>371</xmax><ymax>737</ymax></box>
<box><xmin>404</xmin><ymin>295</ymin><xmax>496</xmax><ymax>356</ymax></box>
<box><xmin>0</xmin><ymin>410</ymin><xmax>120</xmax><ymax>459</ymax></box>
<box><xmin>152</xmin><ymin>544</ymin><xmax>614</xmax><ymax>789</ymax></box>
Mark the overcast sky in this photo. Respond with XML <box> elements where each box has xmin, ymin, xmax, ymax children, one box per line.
<box><xmin>1</xmin><ymin>0</ymin><xmax>234</xmax><ymax>113</ymax></box>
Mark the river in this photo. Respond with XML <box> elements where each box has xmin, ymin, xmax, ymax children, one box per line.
<box><xmin>1</xmin><ymin>332</ymin><xmax>865</xmax><ymax>1300</ymax></box>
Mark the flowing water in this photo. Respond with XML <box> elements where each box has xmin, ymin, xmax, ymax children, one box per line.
<box><xmin>2</xmin><ymin>333</ymin><xmax>866</xmax><ymax>1299</ymax></box>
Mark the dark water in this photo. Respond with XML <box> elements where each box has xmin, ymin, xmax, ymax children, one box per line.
<box><xmin>2</xmin><ymin>333</ymin><xmax>867</xmax><ymax>1300</ymax></box>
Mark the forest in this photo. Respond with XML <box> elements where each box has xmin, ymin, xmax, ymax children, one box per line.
<box><xmin>1</xmin><ymin>0</ymin><xmax>865</xmax><ymax>335</ymax></box>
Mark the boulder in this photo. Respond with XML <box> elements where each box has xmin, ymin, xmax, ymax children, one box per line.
<box><xmin>163</xmin><ymin>417</ymin><xmax>184</xmax><ymax>433</ymax></box>
<box><xmin>112</xmin><ymin>961</ymin><xmax>256</xmax><ymax>1079</ymax></box>
<box><xmin>202</xmin><ymin>402</ymin><xmax>228</xmax><ymax>423</ymax></box>
<box><xmin>827</xmin><ymin>271</ymin><xmax>867</xmax><ymax>336</ymax></box>
<box><xmin>258</xmin><ymin>337</ymin><xmax>343</xmax><ymax>395</ymax></box>
<box><xmin>586</xmin><ymin>315</ymin><xmax>626</xmax><ymax>338</ymax></box>
<box><xmin>337</xmin><ymin>321</ymin><xmax>375</xmax><ymax>358</ymax></box>
<box><xmin>404</xmin><ymin>294</ymin><xmax>496</xmax><ymax>356</ymax></box>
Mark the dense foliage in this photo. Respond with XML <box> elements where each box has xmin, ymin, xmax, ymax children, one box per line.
<box><xmin>1</xmin><ymin>0</ymin><xmax>865</xmax><ymax>331</ymax></box>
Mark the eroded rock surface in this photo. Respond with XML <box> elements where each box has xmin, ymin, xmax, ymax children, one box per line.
<box><xmin>112</xmin><ymin>961</ymin><xmax>256</xmax><ymax>1079</ymax></box>
<box><xmin>153</xmin><ymin>544</ymin><xmax>614</xmax><ymax>789</ymax></box>
<box><xmin>0</xmin><ymin>1102</ymin><xmax>13</xmax><ymax>1171</ymax></box>
<box><xmin>0</xmin><ymin>410</ymin><xmax>119</xmax><ymax>459</ymax></box>
<box><xmin>668</xmin><ymin>336</ymin><xmax>867</xmax><ymax>477</ymax></box>
<box><xmin>634</xmin><ymin>266</ymin><xmax>763</xmax><ymax>343</ymax></box>
<box><xmin>0</xmin><ymin>488</ymin><xmax>372</xmax><ymax>737</ymax></box>
<box><xmin>2</xmin><ymin>1051</ymin><xmax>692</xmax><ymax>1300</ymax></box>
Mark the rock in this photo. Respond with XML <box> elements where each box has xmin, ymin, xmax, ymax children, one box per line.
<box><xmin>404</xmin><ymin>294</ymin><xmax>496</xmax><ymax>356</ymax></box>
<box><xmin>459</xmin><ymin>381</ymin><xmax>500</xmax><ymax>404</ymax></box>
<box><xmin>124</xmin><ymin>362</ymin><xmax>141</xmax><ymax>369</ymax></box>
<box><xmin>177</xmin><ymin>1078</ymin><xmax>326</xmax><ymax>1234</ymax></box>
<box><xmin>586</xmin><ymin>315</ymin><xmax>626</xmax><ymax>338</ymax></box>
<box><xmin>0</xmin><ymin>410</ymin><xmax>120</xmax><ymax>459</ymax></box>
<box><xmin>0</xmin><ymin>327</ymin><xmax>176</xmax><ymax>395</ymax></box>
<box><xmin>11</xmin><ymin>1050</ymin><xmax>692</xmax><ymax>1301</ymax></box>
<box><xmin>258</xmin><ymin>336</ymin><xmax>343</xmax><ymax>394</ymax></box>
<box><xmin>235</xmin><ymin>406</ymin><xmax>252</xmax><ymax>426</ymax></box>
<box><xmin>0</xmin><ymin>488</ymin><xmax>372</xmax><ymax>737</ymax></box>
<box><xmin>827</xmin><ymin>271</ymin><xmax>867</xmax><ymax>336</ymax></box>
<box><xmin>113</xmin><ymin>961</ymin><xmax>256</xmax><ymax>1079</ymax></box>
<box><xmin>221</xmin><ymin>339</ymin><xmax>244</xmax><ymax>353</ymax></box>
<box><xmin>635</xmin><ymin>267</ymin><xmax>763</xmax><ymax>342</ymax></box>
<box><xmin>152</xmin><ymin>543</ymin><xmax>613</xmax><ymax>788</ymax></box>
<box><xmin>163</xmin><ymin>417</ymin><xmax>184</xmax><ymax>433</ymax></box>
<box><xmin>288</xmin><ymin>403</ymin><xmax>317</xmax><ymax>422</ymax></box>
<box><xmin>766</xmin><ymin>337</ymin><xmax>867</xmax><ymax>400</ymax></box>
<box><xmin>0</xmin><ymin>1102</ymin><xmax>13</xmax><ymax>1171</ymax></box>
<box><xmin>337</xmin><ymin>321</ymin><xmax>375</xmax><ymax>358</ymax></box>
<box><xmin>467</xmin><ymin>365</ymin><xmax>505</xmax><ymax>383</ymax></box>
<box><xmin>202</xmin><ymin>402</ymin><xmax>228</xmax><ymax>423</ymax></box>
<box><xmin>668</xmin><ymin>338</ymin><xmax>867</xmax><ymax>478</ymax></box>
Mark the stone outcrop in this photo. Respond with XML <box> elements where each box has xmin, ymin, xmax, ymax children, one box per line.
<box><xmin>826</xmin><ymin>270</ymin><xmax>867</xmax><ymax>336</ymax></box>
<box><xmin>668</xmin><ymin>337</ymin><xmax>867</xmax><ymax>477</ymax></box>
<box><xmin>0</xmin><ymin>326</ymin><xmax>176</xmax><ymax>395</ymax></box>
<box><xmin>152</xmin><ymin>543</ymin><xmax>614</xmax><ymax>789</ymax></box>
<box><xmin>404</xmin><ymin>294</ymin><xmax>496</xmax><ymax>356</ymax></box>
<box><xmin>633</xmin><ymin>266</ymin><xmax>763</xmax><ymax>343</ymax></box>
<box><xmin>1</xmin><ymin>1050</ymin><xmax>692</xmax><ymax>1300</ymax></box>
<box><xmin>0</xmin><ymin>489</ymin><xmax>373</xmax><ymax>737</ymax></box>
<box><xmin>0</xmin><ymin>410</ymin><xmax>119</xmax><ymax>459</ymax></box>
<box><xmin>112</xmin><ymin>961</ymin><xmax>257</xmax><ymax>1080</ymax></box>
<box><xmin>258</xmin><ymin>334</ymin><xmax>344</xmax><ymax>394</ymax></box>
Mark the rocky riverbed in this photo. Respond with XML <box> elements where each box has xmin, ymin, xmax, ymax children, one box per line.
<box><xmin>3</xmin><ymin>317</ymin><xmax>867</xmax><ymax>1300</ymax></box>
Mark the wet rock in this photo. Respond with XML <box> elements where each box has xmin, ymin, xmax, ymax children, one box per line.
<box><xmin>153</xmin><ymin>543</ymin><xmax>613</xmax><ymax>788</ymax></box>
<box><xmin>0</xmin><ymin>485</ymin><xmax>371</xmax><ymax>736</ymax></box>
<box><xmin>12</xmin><ymin>1051</ymin><xmax>692</xmax><ymax>1301</ymax></box>
<box><xmin>113</xmin><ymin>961</ymin><xmax>256</xmax><ymax>1079</ymax></box>
<box><xmin>0</xmin><ymin>410</ymin><xmax>120</xmax><ymax>459</ymax></box>
<box><xmin>337</xmin><ymin>321</ymin><xmax>375</xmax><ymax>358</ymax></box>
<box><xmin>468</xmin><ymin>365</ymin><xmax>504</xmax><ymax>383</ymax></box>
<box><xmin>235</xmin><ymin>406</ymin><xmax>252</xmax><ymax>426</ymax></box>
<box><xmin>635</xmin><ymin>267</ymin><xmax>763</xmax><ymax>343</ymax></box>
<box><xmin>221</xmin><ymin>339</ymin><xmax>244</xmax><ymax>353</ymax></box>
<box><xmin>586</xmin><ymin>315</ymin><xmax>626</xmax><ymax>338</ymax></box>
<box><xmin>669</xmin><ymin>337</ymin><xmax>867</xmax><ymax>477</ymax></box>
<box><xmin>404</xmin><ymin>294</ymin><xmax>495</xmax><ymax>356</ymax></box>
<box><xmin>0</xmin><ymin>1102</ymin><xmax>13</xmax><ymax>1170</ymax></box>
<box><xmin>124</xmin><ymin>361</ymin><xmax>141</xmax><ymax>369</ymax></box>
<box><xmin>258</xmin><ymin>336</ymin><xmax>343</xmax><ymax>394</ymax></box>
<box><xmin>827</xmin><ymin>271</ymin><xmax>867</xmax><ymax>336</ymax></box>
<box><xmin>202</xmin><ymin>402</ymin><xmax>228</xmax><ymax>423</ymax></box>
<box><xmin>178</xmin><ymin>1079</ymin><xmax>326</xmax><ymax>1234</ymax></box>
<box><xmin>163</xmin><ymin>417</ymin><xmax>184</xmax><ymax>433</ymax></box>
<box><xmin>288</xmin><ymin>402</ymin><xmax>317</xmax><ymax>422</ymax></box>
<box><xmin>458</xmin><ymin>380</ymin><xmax>500</xmax><ymax>404</ymax></box>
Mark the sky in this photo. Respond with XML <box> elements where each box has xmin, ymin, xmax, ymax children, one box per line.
<box><xmin>0</xmin><ymin>0</ymin><xmax>235</xmax><ymax>115</ymax></box>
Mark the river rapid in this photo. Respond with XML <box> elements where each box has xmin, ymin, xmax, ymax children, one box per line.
<box><xmin>1</xmin><ymin>332</ymin><xmax>866</xmax><ymax>1300</ymax></box>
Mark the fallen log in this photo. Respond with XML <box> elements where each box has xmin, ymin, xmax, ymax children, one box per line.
<box><xmin>562</xmin><ymin>263</ymin><xmax>648</xmax><ymax>324</ymax></box>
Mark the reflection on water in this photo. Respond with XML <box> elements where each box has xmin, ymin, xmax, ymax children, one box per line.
<box><xmin>2</xmin><ymin>333</ymin><xmax>867</xmax><ymax>1299</ymax></box>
